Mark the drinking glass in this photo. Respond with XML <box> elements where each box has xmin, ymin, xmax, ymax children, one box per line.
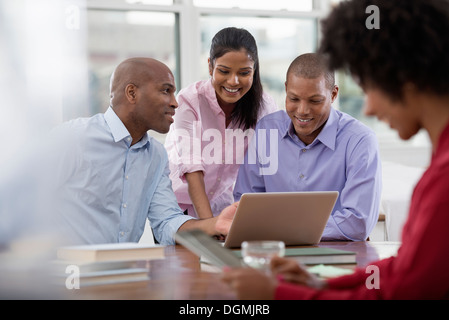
<box><xmin>241</xmin><ymin>241</ymin><xmax>285</xmax><ymax>273</ymax></box>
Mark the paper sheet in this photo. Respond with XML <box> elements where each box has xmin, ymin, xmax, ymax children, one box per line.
<box><xmin>307</xmin><ymin>264</ymin><xmax>354</xmax><ymax>279</ymax></box>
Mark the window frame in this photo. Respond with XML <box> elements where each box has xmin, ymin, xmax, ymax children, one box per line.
<box><xmin>85</xmin><ymin>0</ymin><xmax>431</xmax><ymax>166</ymax></box>
<box><xmin>86</xmin><ymin>0</ymin><xmax>330</xmax><ymax>89</ymax></box>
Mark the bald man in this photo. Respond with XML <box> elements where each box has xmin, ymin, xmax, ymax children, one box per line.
<box><xmin>233</xmin><ymin>53</ymin><xmax>382</xmax><ymax>241</ymax></box>
<box><xmin>54</xmin><ymin>57</ymin><xmax>236</xmax><ymax>245</ymax></box>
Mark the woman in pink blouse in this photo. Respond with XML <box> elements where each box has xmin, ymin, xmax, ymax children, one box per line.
<box><xmin>165</xmin><ymin>27</ymin><xmax>278</xmax><ymax>219</ymax></box>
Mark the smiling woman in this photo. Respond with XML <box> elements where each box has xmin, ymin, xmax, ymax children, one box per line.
<box><xmin>207</xmin><ymin>27</ymin><xmax>264</xmax><ymax>130</ymax></box>
<box><xmin>164</xmin><ymin>27</ymin><xmax>279</xmax><ymax>220</ymax></box>
<box><xmin>209</xmin><ymin>49</ymin><xmax>255</xmax><ymax>127</ymax></box>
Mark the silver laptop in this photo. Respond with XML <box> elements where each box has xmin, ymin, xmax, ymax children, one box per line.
<box><xmin>223</xmin><ymin>191</ymin><xmax>339</xmax><ymax>248</ymax></box>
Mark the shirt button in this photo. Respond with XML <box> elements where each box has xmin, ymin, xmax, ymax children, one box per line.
<box><xmin>123</xmin><ymin>204</ymin><xmax>127</xmax><ymax>208</ymax></box>
<box><xmin>120</xmin><ymin>231</ymin><xmax>125</xmax><ymax>237</ymax></box>
<box><xmin>299</xmin><ymin>174</ymin><xmax>305</xmax><ymax>179</ymax></box>
<box><xmin>302</xmin><ymin>149</ymin><xmax>306</xmax><ymax>153</ymax></box>
<box><xmin>127</xmin><ymin>137</ymin><xmax>131</xmax><ymax>141</ymax></box>
<box><xmin>125</xmin><ymin>175</ymin><xmax>129</xmax><ymax>180</ymax></box>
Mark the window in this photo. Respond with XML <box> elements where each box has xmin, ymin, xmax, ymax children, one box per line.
<box><xmin>336</xmin><ymin>71</ymin><xmax>431</xmax><ymax>167</ymax></box>
<box><xmin>82</xmin><ymin>0</ymin><xmax>429</xmax><ymax>165</ymax></box>
<box><xmin>84</xmin><ymin>0</ymin><xmax>321</xmax><ymax>144</ymax></box>
<box><xmin>126</xmin><ymin>0</ymin><xmax>173</xmax><ymax>4</ymax></box>
<box><xmin>86</xmin><ymin>9</ymin><xmax>178</xmax><ymax>115</ymax></box>
<box><xmin>193</xmin><ymin>0</ymin><xmax>313</xmax><ymax>11</ymax></box>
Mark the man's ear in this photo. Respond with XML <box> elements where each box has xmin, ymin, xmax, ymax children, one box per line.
<box><xmin>331</xmin><ymin>85</ymin><xmax>339</xmax><ymax>103</ymax></box>
<box><xmin>125</xmin><ymin>83</ymin><xmax>138</xmax><ymax>103</ymax></box>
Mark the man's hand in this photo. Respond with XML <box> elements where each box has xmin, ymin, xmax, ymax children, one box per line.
<box><xmin>215</xmin><ymin>201</ymin><xmax>239</xmax><ymax>235</ymax></box>
<box><xmin>178</xmin><ymin>201</ymin><xmax>238</xmax><ymax>238</ymax></box>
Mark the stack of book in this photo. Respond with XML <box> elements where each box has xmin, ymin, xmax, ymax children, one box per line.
<box><xmin>53</xmin><ymin>242</ymin><xmax>165</xmax><ymax>287</ymax></box>
<box><xmin>280</xmin><ymin>247</ymin><xmax>357</xmax><ymax>265</ymax></box>
<box><xmin>233</xmin><ymin>247</ymin><xmax>357</xmax><ymax>265</ymax></box>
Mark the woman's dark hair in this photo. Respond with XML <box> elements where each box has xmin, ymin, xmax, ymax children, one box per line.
<box><xmin>319</xmin><ymin>0</ymin><xmax>449</xmax><ymax>101</ymax></box>
<box><xmin>209</xmin><ymin>27</ymin><xmax>264</xmax><ymax>130</ymax></box>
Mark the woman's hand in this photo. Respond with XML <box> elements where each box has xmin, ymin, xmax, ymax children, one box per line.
<box><xmin>221</xmin><ymin>256</ymin><xmax>327</xmax><ymax>299</ymax></box>
<box><xmin>221</xmin><ymin>267</ymin><xmax>278</xmax><ymax>300</ymax></box>
<box><xmin>271</xmin><ymin>256</ymin><xmax>326</xmax><ymax>289</ymax></box>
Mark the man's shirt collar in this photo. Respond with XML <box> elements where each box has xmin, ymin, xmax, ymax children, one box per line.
<box><xmin>283</xmin><ymin>107</ymin><xmax>338</xmax><ymax>150</ymax></box>
<box><xmin>104</xmin><ymin>107</ymin><xmax>149</xmax><ymax>148</ymax></box>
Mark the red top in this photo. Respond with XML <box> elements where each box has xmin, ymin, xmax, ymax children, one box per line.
<box><xmin>275</xmin><ymin>121</ymin><xmax>449</xmax><ymax>300</ymax></box>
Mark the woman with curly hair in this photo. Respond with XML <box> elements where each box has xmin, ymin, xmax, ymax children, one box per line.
<box><xmin>222</xmin><ymin>0</ymin><xmax>449</xmax><ymax>299</ymax></box>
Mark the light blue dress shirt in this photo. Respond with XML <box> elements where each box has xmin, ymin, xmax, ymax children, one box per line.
<box><xmin>55</xmin><ymin>107</ymin><xmax>194</xmax><ymax>245</ymax></box>
<box><xmin>233</xmin><ymin>109</ymin><xmax>382</xmax><ymax>241</ymax></box>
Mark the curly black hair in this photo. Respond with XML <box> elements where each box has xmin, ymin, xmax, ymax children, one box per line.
<box><xmin>319</xmin><ymin>0</ymin><xmax>449</xmax><ymax>101</ymax></box>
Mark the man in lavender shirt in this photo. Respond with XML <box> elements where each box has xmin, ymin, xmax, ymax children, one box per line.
<box><xmin>233</xmin><ymin>53</ymin><xmax>382</xmax><ymax>241</ymax></box>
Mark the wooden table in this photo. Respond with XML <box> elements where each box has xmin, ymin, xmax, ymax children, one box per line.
<box><xmin>65</xmin><ymin>241</ymin><xmax>400</xmax><ymax>300</ymax></box>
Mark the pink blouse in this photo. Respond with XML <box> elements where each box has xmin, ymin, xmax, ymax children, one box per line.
<box><xmin>165</xmin><ymin>79</ymin><xmax>278</xmax><ymax>217</ymax></box>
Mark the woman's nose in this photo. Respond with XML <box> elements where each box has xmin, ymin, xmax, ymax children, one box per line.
<box><xmin>227</xmin><ymin>74</ymin><xmax>239</xmax><ymax>86</ymax></box>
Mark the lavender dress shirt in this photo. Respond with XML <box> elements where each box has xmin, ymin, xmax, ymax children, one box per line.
<box><xmin>233</xmin><ymin>109</ymin><xmax>382</xmax><ymax>241</ymax></box>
